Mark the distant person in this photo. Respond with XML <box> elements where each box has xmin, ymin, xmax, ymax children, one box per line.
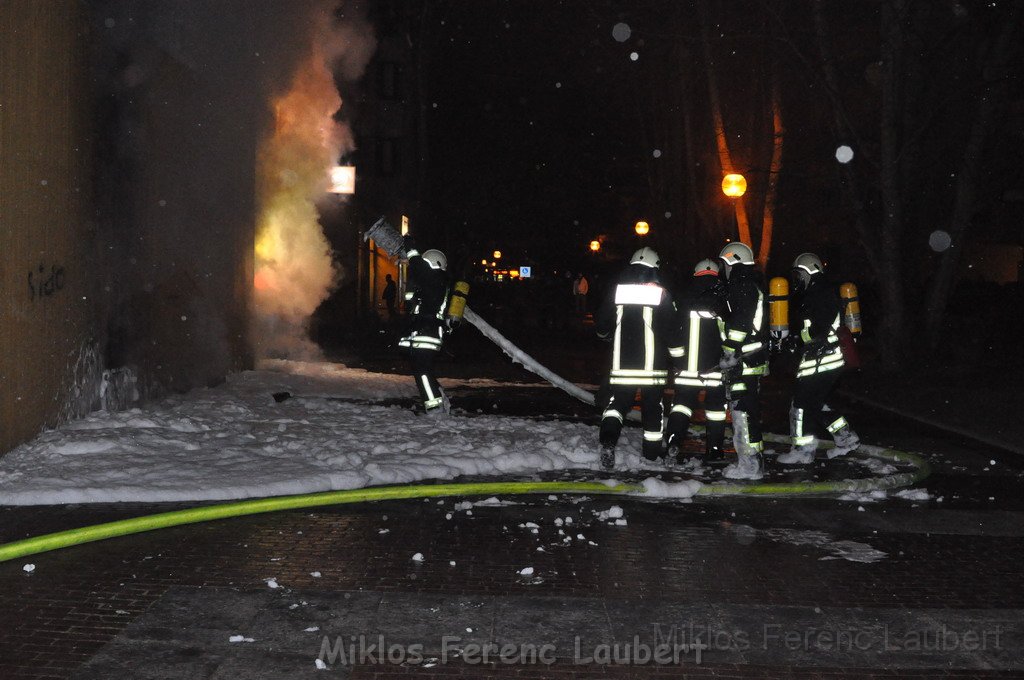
<box><xmin>718</xmin><ymin>242</ymin><xmax>768</xmax><ymax>480</ymax></box>
<box><xmin>777</xmin><ymin>253</ymin><xmax>860</xmax><ymax>464</ymax></box>
<box><xmin>594</xmin><ymin>248</ymin><xmax>683</xmax><ymax>469</ymax></box>
<box><xmin>398</xmin><ymin>237</ymin><xmax>450</xmax><ymax>416</ymax></box>
<box><xmin>573</xmin><ymin>273</ymin><xmax>589</xmax><ymax>312</ymax></box>
<box><xmin>665</xmin><ymin>259</ymin><xmax>728</xmax><ymax>465</ymax></box>
<box><xmin>382</xmin><ymin>273</ymin><xmax>397</xmax><ymax>319</ymax></box>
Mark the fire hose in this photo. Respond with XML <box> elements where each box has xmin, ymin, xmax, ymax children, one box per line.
<box><xmin>0</xmin><ymin>228</ymin><xmax>929</xmax><ymax>564</ymax></box>
<box><xmin>462</xmin><ymin>307</ymin><xmax>595</xmax><ymax>406</ymax></box>
<box><xmin>0</xmin><ymin>443</ymin><xmax>928</xmax><ymax>564</ymax></box>
<box><xmin>0</xmin><ymin>309</ymin><xmax>931</xmax><ymax>565</ymax></box>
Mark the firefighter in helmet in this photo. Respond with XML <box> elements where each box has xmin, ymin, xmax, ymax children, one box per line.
<box><xmin>665</xmin><ymin>258</ymin><xmax>728</xmax><ymax>464</ymax></box>
<box><xmin>777</xmin><ymin>253</ymin><xmax>861</xmax><ymax>463</ymax></box>
<box><xmin>399</xmin><ymin>237</ymin><xmax>451</xmax><ymax>416</ymax></box>
<box><xmin>595</xmin><ymin>247</ymin><xmax>683</xmax><ymax>470</ymax></box>
<box><xmin>717</xmin><ymin>242</ymin><xmax>768</xmax><ymax>480</ymax></box>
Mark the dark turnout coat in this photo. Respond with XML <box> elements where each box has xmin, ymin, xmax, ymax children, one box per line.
<box><xmin>721</xmin><ymin>265</ymin><xmax>768</xmax><ymax>374</ymax></box>
<box><xmin>794</xmin><ymin>277</ymin><xmax>845</xmax><ymax>378</ymax></box>
<box><xmin>595</xmin><ymin>265</ymin><xmax>682</xmax><ymax>387</ymax></box>
<box><xmin>398</xmin><ymin>251</ymin><xmax>449</xmax><ymax>352</ymax></box>
<box><xmin>673</xmin><ymin>275</ymin><xmax>727</xmax><ymax>387</ymax></box>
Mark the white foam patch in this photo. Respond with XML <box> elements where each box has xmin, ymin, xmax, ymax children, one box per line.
<box><xmin>0</xmin><ymin>361</ymin><xmax>639</xmax><ymax>505</ymax></box>
<box><xmin>749</xmin><ymin>526</ymin><xmax>887</xmax><ymax>563</ymax></box>
<box><xmin>637</xmin><ymin>477</ymin><xmax>702</xmax><ymax>499</ymax></box>
<box><xmin>895</xmin><ymin>488</ymin><xmax>930</xmax><ymax>501</ymax></box>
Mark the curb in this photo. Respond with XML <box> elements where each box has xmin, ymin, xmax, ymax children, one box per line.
<box><xmin>838</xmin><ymin>389</ymin><xmax>1024</xmax><ymax>456</ymax></box>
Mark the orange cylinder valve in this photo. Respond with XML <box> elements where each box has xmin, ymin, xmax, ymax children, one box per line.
<box><xmin>768</xmin><ymin>276</ymin><xmax>789</xmax><ymax>340</ymax></box>
<box><xmin>840</xmin><ymin>282</ymin><xmax>862</xmax><ymax>336</ymax></box>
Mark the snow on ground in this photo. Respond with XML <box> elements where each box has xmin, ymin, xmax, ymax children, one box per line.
<box><xmin>0</xmin><ymin>361</ymin><xmax>669</xmax><ymax>506</ymax></box>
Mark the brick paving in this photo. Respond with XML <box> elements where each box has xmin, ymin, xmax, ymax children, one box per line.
<box><xmin>2</xmin><ymin>488</ymin><xmax>1024</xmax><ymax>678</ymax></box>
<box><xmin>2</xmin><ymin>360</ymin><xmax>1024</xmax><ymax>679</ymax></box>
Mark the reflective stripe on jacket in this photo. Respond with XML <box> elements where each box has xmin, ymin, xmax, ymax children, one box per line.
<box><xmin>399</xmin><ymin>251</ymin><xmax>449</xmax><ymax>352</ymax></box>
<box><xmin>795</xmin><ymin>278</ymin><xmax>845</xmax><ymax>378</ymax></box>
<box><xmin>596</xmin><ymin>266</ymin><xmax>680</xmax><ymax>387</ymax></box>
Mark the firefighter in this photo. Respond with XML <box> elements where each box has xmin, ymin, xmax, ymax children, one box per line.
<box><xmin>717</xmin><ymin>242</ymin><xmax>768</xmax><ymax>480</ymax></box>
<box><xmin>777</xmin><ymin>253</ymin><xmax>861</xmax><ymax>463</ymax></box>
<box><xmin>665</xmin><ymin>258</ymin><xmax>728</xmax><ymax>465</ymax></box>
<box><xmin>595</xmin><ymin>247</ymin><xmax>683</xmax><ymax>470</ymax></box>
<box><xmin>399</xmin><ymin>236</ymin><xmax>451</xmax><ymax>416</ymax></box>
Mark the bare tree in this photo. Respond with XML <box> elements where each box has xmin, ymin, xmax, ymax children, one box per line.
<box><xmin>758</xmin><ymin>66</ymin><xmax>784</xmax><ymax>267</ymax></box>
<box><xmin>923</xmin><ymin>6</ymin><xmax>1022</xmax><ymax>341</ymax></box>
<box><xmin>698</xmin><ymin>1</ymin><xmax>785</xmax><ymax>269</ymax></box>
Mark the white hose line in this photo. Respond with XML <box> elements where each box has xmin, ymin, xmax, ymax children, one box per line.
<box><xmin>463</xmin><ymin>307</ymin><xmax>596</xmax><ymax>406</ymax></box>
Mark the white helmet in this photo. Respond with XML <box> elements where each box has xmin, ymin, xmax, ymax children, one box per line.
<box><xmin>718</xmin><ymin>242</ymin><xmax>755</xmax><ymax>266</ymax></box>
<box><xmin>422</xmin><ymin>249</ymin><xmax>447</xmax><ymax>271</ymax></box>
<box><xmin>792</xmin><ymin>252</ymin><xmax>824</xmax><ymax>275</ymax></box>
<box><xmin>630</xmin><ymin>247</ymin><xmax>660</xmax><ymax>268</ymax></box>
<box><xmin>693</xmin><ymin>258</ymin><xmax>720</xmax><ymax>276</ymax></box>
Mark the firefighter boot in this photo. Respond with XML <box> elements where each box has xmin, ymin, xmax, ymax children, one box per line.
<box><xmin>665</xmin><ymin>434</ymin><xmax>682</xmax><ymax>465</ymax></box>
<box><xmin>598</xmin><ymin>415</ymin><xmax>620</xmax><ymax>470</ymax></box>
<box><xmin>704</xmin><ymin>420</ymin><xmax>726</xmax><ymax>463</ymax></box>
<box><xmin>778</xmin><ymin>407</ymin><xmax>816</xmax><ymax>464</ymax></box>
<box><xmin>725</xmin><ymin>450</ymin><xmax>764</xmax><ymax>480</ymax></box>
<box><xmin>664</xmin><ymin>408</ymin><xmax>690</xmax><ymax>464</ymax></box>
<box><xmin>600</xmin><ymin>443</ymin><xmax>616</xmax><ymax>470</ymax></box>
<box><xmin>642</xmin><ymin>435</ymin><xmax>665</xmax><ymax>463</ymax></box>
<box><xmin>828</xmin><ymin>422</ymin><xmax>861</xmax><ymax>459</ymax></box>
<box><xmin>778</xmin><ymin>440</ymin><xmax>817</xmax><ymax>464</ymax></box>
<box><xmin>723</xmin><ymin>411</ymin><xmax>764</xmax><ymax>480</ymax></box>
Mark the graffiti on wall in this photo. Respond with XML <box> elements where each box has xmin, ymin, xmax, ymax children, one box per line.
<box><xmin>28</xmin><ymin>263</ymin><xmax>66</xmax><ymax>301</ymax></box>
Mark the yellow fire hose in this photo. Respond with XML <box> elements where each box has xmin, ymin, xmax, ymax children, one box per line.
<box><xmin>0</xmin><ymin>444</ymin><xmax>928</xmax><ymax>564</ymax></box>
<box><xmin>0</xmin><ymin>301</ymin><xmax>929</xmax><ymax>565</ymax></box>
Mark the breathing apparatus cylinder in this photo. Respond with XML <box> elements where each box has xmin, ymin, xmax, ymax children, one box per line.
<box><xmin>768</xmin><ymin>277</ymin><xmax>789</xmax><ymax>347</ymax></box>
<box><xmin>840</xmin><ymin>283</ymin><xmax>862</xmax><ymax>336</ymax></box>
<box><xmin>446</xmin><ymin>281</ymin><xmax>470</xmax><ymax>328</ymax></box>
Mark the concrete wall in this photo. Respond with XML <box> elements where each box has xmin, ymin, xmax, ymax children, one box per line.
<box><xmin>0</xmin><ymin>1</ymin><xmax>99</xmax><ymax>454</ymax></box>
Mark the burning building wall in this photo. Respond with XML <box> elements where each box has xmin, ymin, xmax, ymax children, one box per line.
<box><xmin>0</xmin><ymin>1</ymin><xmax>375</xmax><ymax>456</ymax></box>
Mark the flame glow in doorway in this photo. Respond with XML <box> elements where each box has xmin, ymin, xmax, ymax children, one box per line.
<box><xmin>253</xmin><ymin>6</ymin><xmax>374</xmax><ymax>358</ymax></box>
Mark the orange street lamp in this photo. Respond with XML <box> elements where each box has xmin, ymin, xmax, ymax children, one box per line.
<box><xmin>634</xmin><ymin>221</ymin><xmax>650</xmax><ymax>236</ymax></box>
<box><xmin>589</xmin><ymin>240</ymin><xmax>601</xmax><ymax>252</ymax></box>
<box><xmin>721</xmin><ymin>173</ymin><xmax>747</xmax><ymax>198</ymax></box>
<box><xmin>493</xmin><ymin>250</ymin><xmax>502</xmax><ymax>259</ymax></box>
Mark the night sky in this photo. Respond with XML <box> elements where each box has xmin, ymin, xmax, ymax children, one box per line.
<box><xmin>366</xmin><ymin>0</ymin><xmax>1022</xmax><ymax>292</ymax></box>
<box><xmin>423</xmin><ymin>2</ymin><xmax>659</xmax><ymax>271</ymax></box>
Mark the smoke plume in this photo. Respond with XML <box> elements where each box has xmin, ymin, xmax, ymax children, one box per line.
<box><xmin>254</xmin><ymin>5</ymin><xmax>376</xmax><ymax>359</ymax></box>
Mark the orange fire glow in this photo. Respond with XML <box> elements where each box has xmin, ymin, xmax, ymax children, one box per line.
<box><xmin>253</xmin><ymin>43</ymin><xmax>343</xmax><ymax>357</ymax></box>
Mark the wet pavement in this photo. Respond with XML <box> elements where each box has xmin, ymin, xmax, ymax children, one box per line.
<box><xmin>2</xmin><ymin>325</ymin><xmax>1024</xmax><ymax>678</ymax></box>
